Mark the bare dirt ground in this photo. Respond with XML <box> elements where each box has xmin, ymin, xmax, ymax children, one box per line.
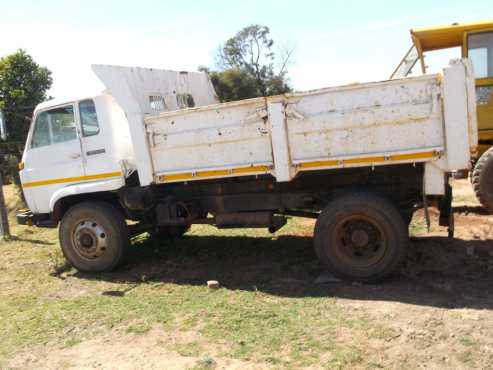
<box><xmin>7</xmin><ymin>327</ymin><xmax>265</xmax><ymax>370</ymax></box>
<box><xmin>1</xmin><ymin>180</ymin><xmax>493</xmax><ymax>369</ymax></box>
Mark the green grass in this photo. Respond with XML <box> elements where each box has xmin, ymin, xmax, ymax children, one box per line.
<box><xmin>192</xmin><ymin>355</ymin><xmax>217</xmax><ymax>370</ymax></box>
<box><xmin>0</xmin><ymin>206</ymin><xmax>378</xmax><ymax>369</ymax></box>
<box><xmin>459</xmin><ymin>336</ymin><xmax>477</xmax><ymax>347</ymax></box>
<box><xmin>0</xmin><ymin>267</ymin><xmax>367</xmax><ymax>366</ymax></box>
<box><xmin>1</xmin><ymin>184</ymin><xmax>490</xmax><ymax>369</ymax></box>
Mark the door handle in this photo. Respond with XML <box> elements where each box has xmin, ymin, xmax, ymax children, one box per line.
<box><xmin>69</xmin><ymin>153</ymin><xmax>81</xmax><ymax>159</ymax></box>
<box><xmin>86</xmin><ymin>148</ymin><xmax>106</xmax><ymax>156</ymax></box>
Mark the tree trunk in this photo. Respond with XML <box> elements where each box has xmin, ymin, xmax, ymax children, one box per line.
<box><xmin>0</xmin><ymin>174</ymin><xmax>10</xmax><ymax>238</ymax></box>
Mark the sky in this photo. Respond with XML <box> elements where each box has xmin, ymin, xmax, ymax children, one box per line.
<box><xmin>0</xmin><ymin>0</ymin><xmax>491</xmax><ymax>99</ymax></box>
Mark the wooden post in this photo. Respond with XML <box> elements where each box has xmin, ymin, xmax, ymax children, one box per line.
<box><xmin>0</xmin><ymin>172</ymin><xmax>10</xmax><ymax>238</ymax></box>
<box><xmin>0</xmin><ymin>110</ymin><xmax>11</xmax><ymax>238</ymax></box>
<box><xmin>0</xmin><ymin>146</ymin><xmax>10</xmax><ymax>238</ymax></box>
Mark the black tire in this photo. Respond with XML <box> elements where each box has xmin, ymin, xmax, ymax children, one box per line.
<box><xmin>59</xmin><ymin>201</ymin><xmax>129</xmax><ymax>272</ymax></box>
<box><xmin>472</xmin><ymin>146</ymin><xmax>493</xmax><ymax>213</ymax></box>
<box><xmin>314</xmin><ymin>192</ymin><xmax>408</xmax><ymax>283</ymax></box>
<box><xmin>154</xmin><ymin>225</ymin><xmax>190</xmax><ymax>239</ymax></box>
<box><xmin>401</xmin><ymin>210</ymin><xmax>414</xmax><ymax>230</ymax></box>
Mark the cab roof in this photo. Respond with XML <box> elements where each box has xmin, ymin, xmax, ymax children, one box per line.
<box><xmin>35</xmin><ymin>94</ymin><xmax>104</xmax><ymax>112</ymax></box>
<box><xmin>411</xmin><ymin>19</ymin><xmax>493</xmax><ymax>52</ymax></box>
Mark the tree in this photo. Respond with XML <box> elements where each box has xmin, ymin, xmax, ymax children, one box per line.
<box><xmin>199</xmin><ymin>67</ymin><xmax>259</xmax><ymax>102</ymax></box>
<box><xmin>0</xmin><ymin>49</ymin><xmax>52</xmax><ymax>143</ymax></box>
<box><xmin>204</xmin><ymin>25</ymin><xmax>294</xmax><ymax>102</ymax></box>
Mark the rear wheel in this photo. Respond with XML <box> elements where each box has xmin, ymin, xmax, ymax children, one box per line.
<box><xmin>472</xmin><ymin>146</ymin><xmax>493</xmax><ymax>213</ymax></box>
<box><xmin>314</xmin><ymin>193</ymin><xmax>408</xmax><ymax>283</ymax></box>
<box><xmin>59</xmin><ymin>201</ymin><xmax>129</xmax><ymax>272</ymax></box>
<box><xmin>401</xmin><ymin>210</ymin><xmax>414</xmax><ymax>230</ymax></box>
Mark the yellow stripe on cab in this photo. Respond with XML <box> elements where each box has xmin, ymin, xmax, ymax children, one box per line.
<box><xmin>22</xmin><ymin>171</ymin><xmax>123</xmax><ymax>189</ymax></box>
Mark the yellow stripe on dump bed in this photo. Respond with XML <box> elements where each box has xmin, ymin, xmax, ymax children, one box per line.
<box><xmin>297</xmin><ymin>150</ymin><xmax>440</xmax><ymax>170</ymax></box>
<box><xmin>22</xmin><ymin>171</ymin><xmax>123</xmax><ymax>189</ymax></box>
<box><xmin>158</xmin><ymin>165</ymin><xmax>271</xmax><ymax>183</ymax></box>
<box><xmin>157</xmin><ymin>150</ymin><xmax>440</xmax><ymax>183</ymax></box>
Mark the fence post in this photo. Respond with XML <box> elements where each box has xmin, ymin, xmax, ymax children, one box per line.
<box><xmin>0</xmin><ymin>171</ymin><xmax>10</xmax><ymax>239</ymax></box>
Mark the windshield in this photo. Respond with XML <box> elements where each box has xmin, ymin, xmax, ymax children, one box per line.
<box><xmin>468</xmin><ymin>31</ymin><xmax>493</xmax><ymax>79</ymax></box>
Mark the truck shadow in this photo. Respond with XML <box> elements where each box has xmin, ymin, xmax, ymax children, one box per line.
<box><xmin>76</xmin><ymin>234</ymin><xmax>493</xmax><ymax>310</ymax></box>
<box><xmin>452</xmin><ymin>205</ymin><xmax>490</xmax><ymax>215</ymax></box>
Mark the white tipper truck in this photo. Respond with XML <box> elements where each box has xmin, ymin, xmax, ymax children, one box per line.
<box><xmin>17</xmin><ymin>59</ymin><xmax>478</xmax><ymax>282</ymax></box>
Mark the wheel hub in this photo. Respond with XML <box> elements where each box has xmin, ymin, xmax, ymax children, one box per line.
<box><xmin>80</xmin><ymin>233</ymin><xmax>94</xmax><ymax>248</ymax></box>
<box><xmin>334</xmin><ymin>217</ymin><xmax>386</xmax><ymax>268</ymax></box>
<box><xmin>72</xmin><ymin>220</ymin><xmax>108</xmax><ymax>260</ymax></box>
<box><xmin>350</xmin><ymin>229</ymin><xmax>369</xmax><ymax>248</ymax></box>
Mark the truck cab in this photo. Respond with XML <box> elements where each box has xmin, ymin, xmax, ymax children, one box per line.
<box><xmin>18</xmin><ymin>66</ymin><xmax>218</xmax><ymax>224</ymax></box>
<box><xmin>19</xmin><ymin>94</ymin><xmax>132</xmax><ymax>221</ymax></box>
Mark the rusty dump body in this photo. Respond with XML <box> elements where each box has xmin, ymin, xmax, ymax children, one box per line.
<box><xmin>103</xmin><ymin>60</ymin><xmax>475</xmax><ymax>240</ymax></box>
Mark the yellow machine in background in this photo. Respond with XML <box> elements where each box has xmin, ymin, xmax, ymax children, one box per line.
<box><xmin>392</xmin><ymin>20</ymin><xmax>493</xmax><ymax>211</ymax></box>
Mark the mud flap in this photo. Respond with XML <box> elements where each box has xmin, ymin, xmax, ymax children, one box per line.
<box><xmin>438</xmin><ymin>182</ymin><xmax>454</xmax><ymax>238</ymax></box>
<box><xmin>447</xmin><ymin>211</ymin><xmax>455</xmax><ymax>239</ymax></box>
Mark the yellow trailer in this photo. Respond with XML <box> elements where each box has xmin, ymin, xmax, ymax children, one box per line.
<box><xmin>392</xmin><ymin>20</ymin><xmax>493</xmax><ymax>211</ymax></box>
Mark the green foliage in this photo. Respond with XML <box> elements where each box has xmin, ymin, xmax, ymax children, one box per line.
<box><xmin>0</xmin><ymin>49</ymin><xmax>52</xmax><ymax>143</ymax></box>
<box><xmin>203</xmin><ymin>68</ymin><xmax>260</xmax><ymax>102</ymax></box>
<box><xmin>202</xmin><ymin>24</ymin><xmax>293</xmax><ymax>102</ymax></box>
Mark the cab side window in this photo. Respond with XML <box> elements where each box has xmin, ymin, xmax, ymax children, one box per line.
<box><xmin>468</xmin><ymin>31</ymin><xmax>493</xmax><ymax>79</ymax></box>
<box><xmin>79</xmin><ymin>99</ymin><xmax>100</xmax><ymax>137</ymax></box>
<box><xmin>31</xmin><ymin>105</ymin><xmax>77</xmax><ymax>148</ymax></box>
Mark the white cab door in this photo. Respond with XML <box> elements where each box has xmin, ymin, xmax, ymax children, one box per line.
<box><xmin>77</xmin><ymin>98</ymin><xmax>117</xmax><ymax>176</ymax></box>
<box><xmin>20</xmin><ymin>104</ymin><xmax>84</xmax><ymax>213</ymax></box>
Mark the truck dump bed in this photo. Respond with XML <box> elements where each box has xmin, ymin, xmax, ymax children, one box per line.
<box><xmin>93</xmin><ymin>60</ymin><xmax>477</xmax><ymax>190</ymax></box>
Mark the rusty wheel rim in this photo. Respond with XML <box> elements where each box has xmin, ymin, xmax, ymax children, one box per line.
<box><xmin>72</xmin><ymin>219</ymin><xmax>108</xmax><ymax>260</ymax></box>
<box><xmin>330</xmin><ymin>215</ymin><xmax>387</xmax><ymax>268</ymax></box>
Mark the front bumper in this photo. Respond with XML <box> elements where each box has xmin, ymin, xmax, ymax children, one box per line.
<box><xmin>16</xmin><ymin>210</ymin><xmax>57</xmax><ymax>228</ymax></box>
<box><xmin>16</xmin><ymin>210</ymin><xmax>34</xmax><ymax>226</ymax></box>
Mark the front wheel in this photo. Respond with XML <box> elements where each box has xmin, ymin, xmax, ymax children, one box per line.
<box><xmin>59</xmin><ymin>201</ymin><xmax>129</xmax><ymax>272</ymax></box>
<box><xmin>314</xmin><ymin>193</ymin><xmax>408</xmax><ymax>283</ymax></box>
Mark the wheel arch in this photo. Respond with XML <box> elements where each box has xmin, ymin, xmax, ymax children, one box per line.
<box><xmin>49</xmin><ymin>178</ymin><xmax>125</xmax><ymax>223</ymax></box>
<box><xmin>319</xmin><ymin>186</ymin><xmax>414</xmax><ymax>216</ymax></box>
<box><xmin>52</xmin><ymin>191</ymin><xmax>122</xmax><ymax>224</ymax></box>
